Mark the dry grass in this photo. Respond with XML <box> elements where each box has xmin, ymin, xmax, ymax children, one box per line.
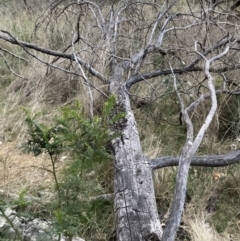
<box><xmin>0</xmin><ymin>1</ymin><xmax>240</xmax><ymax>240</ymax></box>
<box><xmin>0</xmin><ymin>0</ymin><xmax>108</xmax><ymax>132</ymax></box>
<box><xmin>0</xmin><ymin>141</ymin><xmax>54</xmax><ymax>195</ymax></box>
<box><xmin>187</xmin><ymin>213</ymin><xmax>226</xmax><ymax>241</ymax></box>
<box><xmin>184</xmin><ymin>200</ymin><xmax>240</xmax><ymax>241</ymax></box>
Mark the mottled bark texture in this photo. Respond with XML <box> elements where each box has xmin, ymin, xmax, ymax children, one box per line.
<box><xmin>109</xmin><ymin>61</ymin><xmax>162</xmax><ymax>241</ymax></box>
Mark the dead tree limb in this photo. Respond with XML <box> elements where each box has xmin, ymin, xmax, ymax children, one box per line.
<box><xmin>109</xmin><ymin>60</ymin><xmax>162</xmax><ymax>241</ymax></box>
<box><xmin>0</xmin><ymin>31</ymin><xmax>107</xmax><ymax>83</ymax></box>
<box><xmin>162</xmin><ymin>44</ymin><xmax>230</xmax><ymax>241</ymax></box>
<box><xmin>151</xmin><ymin>150</ymin><xmax>240</xmax><ymax>169</ymax></box>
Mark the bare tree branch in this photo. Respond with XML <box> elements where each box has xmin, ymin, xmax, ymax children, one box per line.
<box><xmin>0</xmin><ymin>52</ymin><xmax>24</xmax><ymax>79</ymax></box>
<box><xmin>151</xmin><ymin>150</ymin><xmax>240</xmax><ymax>169</ymax></box>
<box><xmin>0</xmin><ymin>31</ymin><xmax>107</xmax><ymax>83</ymax></box>
<box><xmin>72</xmin><ymin>36</ymin><xmax>94</xmax><ymax>118</ymax></box>
<box><xmin>2</xmin><ymin>2</ymin><xmax>240</xmax><ymax>240</ymax></box>
<box><xmin>162</xmin><ymin>60</ymin><xmax>195</xmax><ymax>241</ymax></box>
<box><xmin>126</xmin><ymin>35</ymin><xmax>234</xmax><ymax>89</ymax></box>
<box><xmin>162</xmin><ymin>44</ymin><xmax>230</xmax><ymax>241</ymax></box>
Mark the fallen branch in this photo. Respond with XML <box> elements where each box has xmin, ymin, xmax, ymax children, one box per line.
<box><xmin>151</xmin><ymin>150</ymin><xmax>240</xmax><ymax>170</ymax></box>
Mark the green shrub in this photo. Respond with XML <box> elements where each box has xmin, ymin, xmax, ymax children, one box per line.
<box><xmin>22</xmin><ymin>95</ymin><xmax>125</xmax><ymax>240</ymax></box>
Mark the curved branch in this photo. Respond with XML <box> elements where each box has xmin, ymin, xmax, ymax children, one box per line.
<box><xmin>126</xmin><ymin>35</ymin><xmax>234</xmax><ymax>89</ymax></box>
<box><xmin>162</xmin><ymin>44</ymin><xmax>230</xmax><ymax>241</ymax></box>
<box><xmin>0</xmin><ymin>31</ymin><xmax>107</xmax><ymax>83</ymax></box>
<box><xmin>151</xmin><ymin>150</ymin><xmax>240</xmax><ymax>170</ymax></box>
<box><xmin>186</xmin><ymin>89</ymin><xmax>240</xmax><ymax>114</ymax></box>
<box><xmin>126</xmin><ymin>63</ymin><xmax>240</xmax><ymax>89</ymax></box>
<box><xmin>0</xmin><ymin>52</ymin><xmax>24</xmax><ymax>79</ymax></box>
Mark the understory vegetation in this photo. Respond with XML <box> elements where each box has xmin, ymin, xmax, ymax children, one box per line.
<box><xmin>0</xmin><ymin>0</ymin><xmax>240</xmax><ymax>240</ymax></box>
<box><xmin>22</xmin><ymin>96</ymin><xmax>122</xmax><ymax>240</ymax></box>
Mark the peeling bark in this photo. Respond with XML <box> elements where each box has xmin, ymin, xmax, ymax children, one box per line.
<box><xmin>109</xmin><ymin>62</ymin><xmax>162</xmax><ymax>241</ymax></box>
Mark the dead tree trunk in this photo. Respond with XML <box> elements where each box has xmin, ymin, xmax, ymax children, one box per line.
<box><xmin>109</xmin><ymin>61</ymin><xmax>162</xmax><ymax>241</ymax></box>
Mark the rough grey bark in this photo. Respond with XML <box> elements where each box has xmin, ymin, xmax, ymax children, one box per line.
<box><xmin>1</xmin><ymin>2</ymin><xmax>240</xmax><ymax>240</ymax></box>
<box><xmin>109</xmin><ymin>61</ymin><xmax>162</xmax><ymax>241</ymax></box>
<box><xmin>151</xmin><ymin>150</ymin><xmax>240</xmax><ymax>169</ymax></box>
<box><xmin>162</xmin><ymin>45</ymin><xmax>230</xmax><ymax>241</ymax></box>
<box><xmin>161</xmin><ymin>152</ymin><xmax>192</xmax><ymax>241</ymax></box>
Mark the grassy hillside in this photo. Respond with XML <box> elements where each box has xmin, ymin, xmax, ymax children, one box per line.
<box><xmin>0</xmin><ymin>1</ymin><xmax>240</xmax><ymax>240</ymax></box>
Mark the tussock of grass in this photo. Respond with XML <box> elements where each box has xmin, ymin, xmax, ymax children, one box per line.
<box><xmin>188</xmin><ymin>214</ymin><xmax>226</xmax><ymax>241</ymax></box>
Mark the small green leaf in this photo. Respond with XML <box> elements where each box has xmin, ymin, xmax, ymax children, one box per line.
<box><xmin>110</xmin><ymin>112</ymin><xmax>126</xmax><ymax>124</ymax></box>
<box><xmin>103</xmin><ymin>95</ymin><xmax>116</xmax><ymax>119</ymax></box>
